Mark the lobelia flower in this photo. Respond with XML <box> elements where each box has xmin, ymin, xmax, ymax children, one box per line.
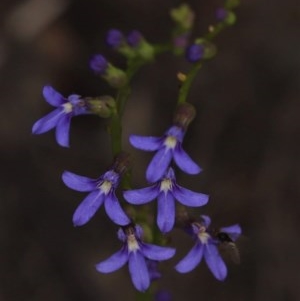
<box><xmin>106</xmin><ymin>29</ymin><xmax>124</xmax><ymax>48</ymax></box>
<box><xmin>130</xmin><ymin>125</ymin><xmax>201</xmax><ymax>183</ymax></box>
<box><xmin>175</xmin><ymin>215</ymin><xmax>241</xmax><ymax>280</ymax></box>
<box><xmin>32</xmin><ymin>85</ymin><xmax>90</xmax><ymax>147</ymax></box>
<box><xmin>62</xmin><ymin>167</ymin><xmax>130</xmax><ymax>226</ymax></box>
<box><xmin>123</xmin><ymin>167</ymin><xmax>208</xmax><ymax>233</ymax></box>
<box><xmin>95</xmin><ymin>224</ymin><xmax>175</xmax><ymax>292</ymax></box>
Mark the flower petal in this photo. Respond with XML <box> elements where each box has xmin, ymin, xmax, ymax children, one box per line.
<box><xmin>173</xmin><ymin>185</ymin><xmax>209</xmax><ymax>207</ymax></box>
<box><xmin>95</xmin><ymin>247</ymin><xmax>128</xmax><ymax>273</ymax></box>
<box><xmin>104</xmin><ymin>193</ymin><xmax>130</xmax><ymax>226</ymax></box>
<box><xmin>175</xmin><ymin>243</ymin><xmax>203</xmax><ymax>273</ymax></box>
<box><xmin>43</xmin><ymin>85</ymin><xmax>65</xmax><ymax>106</ymax></box>
<box><xmin>157</xmin><ymin>192</ymin><xmax>175</xmax><ymax>233</ymax></box>
<box><xmin>128</xmin><ymin>251</ymin><xmax>150</xmax><ymax>292</ymax></box>
<box><xmin>200</xmin><ymin>215</ymin><xmax>211</xmax><ymax>228</ymax></box>
<box><xmin>55</xmin><ymin>113</ymin><xmax>71</xmax><ymax>147</ymax></box>
<box><xmin>146</xmin><ymin>148</ymin><xmax>172</xmax><ymax>183</ymax></box>
<box><xmin>72</xmin><ymin>190</ymin><xmax>104</xmax><ymax>226</ymax></box>
<box><xmin>219</xmin><ymin>224</ymin><xmax>242</xmax><ymax>241</ymax></box>
<box><xmin>173</xmin><ymin>144</ymin><xmax>201</xmax><ymax>175</ymax></box>
<box><xmin>204</xmin><ymin>243</ymin><xmax>227</xmax><ymax>281</ymax></box>
<box><xmin>123</xmin><ymin>185</ymin><xmax>159</xmax><ymax>205</ymax></box>
<box><xmin>129</xmin><ymin>135</ymin><xmax>162</xmax><ymax>151</ymax></box>
<box><xmin>141</xmin><ymin>244</ymin><xmax>175</xmax><ymax>261</ymax></box>
<box><xmin>32</xmin><ymin>108</ymin><xmax>64</xmax><ymax>134</ymax></box>
<box><xmin>62</xmin><ymin>171</ymin><xmax>97</xmax><ymax>192</ymax></box>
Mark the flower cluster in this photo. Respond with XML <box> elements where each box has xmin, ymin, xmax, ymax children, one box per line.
<box><xmin>31</xmin><ymin>1</ymin><xmax>242</xmax><ymax>297</ymax></box>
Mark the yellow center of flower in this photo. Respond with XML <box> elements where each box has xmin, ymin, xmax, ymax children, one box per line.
<box><xmin>99</xmin><ymin>180</ymin><xmax>112</xmax><ymax>194</ymax></box>
<box><xmin>164</xmin><ymin>136</ymin><xmax>177</xmax><ymax>149</ymax></box>
<box><xmin>160</xmin><ymin>178</ymin><xmax>172</xmax><ymax>192</ymax></box>
<box><xmin>197</xmin><ymin>226</ymin><xmax>210</xmax><ymax>244</ymax></box>
<box><xmin>127</xmin><ymin>234</ymin><xmax>140</xmax><ymax>252</ymax></box>
<box><xmin>63</xmin><ymin>102</ymin><xmax>73</xmax><ymax>113</ymax></box>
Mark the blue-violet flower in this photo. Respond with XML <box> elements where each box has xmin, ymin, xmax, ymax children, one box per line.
<box><xmin>95</xmin><ymin>224</ymin><xmax>175</xmax><ymax>292</ymax></box>
<box><xmin>62</xmin><ymin>169</ymin><xmax>130</xmax><ymax>226</ymax></box>
<box><xmin>89</xmin><ymin>54</ymin><xmax>108</xmax><ymax>75</ymax></box>
<box><xmin>175</xmin><ymin>215</ymin><xmax>241</xmax><ymax>280</ymax></box>
<box><xmin>32</xmin><ymin>85</ymin><xmax>90</xmax><ymax>147</ymax></box>
<box><xmin>124</xmin><ymin>168</ymin><xmax>208</xmax><ymax>233</ymax></box>
<box><xmin>185</xmin><ymin>44</ymin><xmax>205</xmax><ymax>63</ymax></box>
<box><xmin>130</xmin><ymin>125</ymin><xmax>201</xmax><ymax>183</ymax></box>
<box><xmin>106</xmin><ymin>29</ymin><xmax>124</xmax><ymax>48</ymax></box>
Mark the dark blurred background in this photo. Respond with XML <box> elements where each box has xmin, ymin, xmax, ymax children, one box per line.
<box><xmin>0</xmin><ymin>0</ymin><xmax>300</xmax><ymax>300</ymax></box>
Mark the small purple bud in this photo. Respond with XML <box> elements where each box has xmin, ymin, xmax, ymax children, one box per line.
<box><xmin>89</xmin><ymin>54</ymin><xmax>108</xmax><ymax>75</ymax></box>
<box><xmin>106</xmin><ymin>29</ymin><xmax>123</xmax><ymax>48</ymax></box>
<box><xmin>127</xmin><ymin>30</ymin><xmax>143</xmax><ymax>47</ymax></box>
<box><xmin>215</xmin><ymin>8</ymin><xmax>228</xmax><ymax>21</ymax></box>
<box><xmin>185</xmin><ymin>44</ymin><xmax>205</xmax><ymax>63</ymax></box>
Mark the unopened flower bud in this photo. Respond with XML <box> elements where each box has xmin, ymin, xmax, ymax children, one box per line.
<box><xmin>85</xmin><ymin>95</ymin><xmax>115</xmax><ymax>118</ymax></box>
<box><xmin>173</xmin><ymin>103</ymin><xmax>196</xmax><ymax>130</ymax></box>
<box><xmin>113</xmin><ymin>151</ymin><xmax>131</xmax><ymax>175</ymax></box>
<box><xmin>170</xmin><ymin>4</ymin><xmax>195</xmax><ymax>30</ymax></box>
<box><xmin>89</xmin><ymin>54</ymin><xmax>108</xmax><ymax>75</ymax></box>
<box><xmin>106</xmin><ymin>29</ymin><xmax>124</xmax><ymax>48</ymax></box>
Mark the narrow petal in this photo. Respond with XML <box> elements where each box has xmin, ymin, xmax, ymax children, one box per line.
<box><xmin>219</xmin><ymin>224</ymin><xmax>242</xmax><ymax>241</ymax></box>
<box><xmin>141</xmin><ymin>244</ymin><xmax>175</xmax><ymax>261</ymax></box>
<box><xmin>95</xmin><ymin>247</ymin><xmax>128</xmax><ymax>273</ymax></box>
<box><xmin>43</xmin><ymin>85</ymin><xmax>65</xmax><ymax>106</ymax></box>
<box><xmin>72</xmin><ymin>190</ymin><xmax>104</xmax><ymax>226</ymax></box>
<box><xmin>128</xmin><ymin>251</ymin><xmax>150</xmax><ymax>292</ymax></box>
<box><xmin>204</xmin><ymin>243</ymin><xmax>227</xmax><ymax>281</ymax></box>
<box><xmin>104</xmin><ymin>193</ymin><xmax>130</xmax><ymax>226</ymax></box>
<box><xmin>123</xmin><ymin>185</ymin><xmax>159</xmax><ymax>205</ymax></box>
<box><xmin>173</xmin><ymin>185</ymin><xmax>209</xmax><ymax>207</ymax></box>
<box><xmin>55</xmin><ymin>113</ymin><xmax>71</xmax><ymax>147</ymax></box>
<box><xmin>200</xmin><ymin>215</ymin><xmax>211</xmax><ymax>228</ymax></box>
<box><xmin>32</xmin><ymin>108</ymin><xmax>64</xmax><ymax>134</ymax></box>
<box><xmin>62</xmin><ymin>171</ymin><xmax>97</xmax><ymax>192</ymax></box>
<box><xmin>175</xmin><ymin>243</ymin><xmax>203</xmax><ymax>273</ymax></box>
<box><xmin>157</xmin><ymin>192</ymin><xmax>175</xmax><ymax>233</ymax></box>
<box><xmin>146</xmin><ymin>148</ymin><xmax>172</xmax><ymax>183</ymax></box>
<box><xmin>129</xmin><ymin>135</ymin><xmax>162</xmax><ymax>151</ymax></box>
<box><xmin>173</xmin><ymin>144</ymin><xmax>202</xmax><ymax>175</ymax></box>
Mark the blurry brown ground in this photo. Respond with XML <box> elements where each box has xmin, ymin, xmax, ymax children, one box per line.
<box><xmin>0</xmin><ymin>0</ymin><xmax>300</xmax><ymax>300</ymax></box>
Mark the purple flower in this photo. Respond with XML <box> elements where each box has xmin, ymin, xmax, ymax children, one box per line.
<box><xmin>130</xmin><ymin>125</ymin><xmax>201</xmax><ymax>182</ymax></box>
<box><xmin>32</xmin><ymin>86</ymin><xmax>90</xmax><ymax>147</ymax></box>
<box><xmin>123</xmin><ymin>168</ymin><xmax>208</xmax><ymax>233</ymax></box>
<box><xmin>215</xmin><ymin>8</ymin><xmax>228</xmax><ymax>21</ymax></box>
<box><xmin>175</xmin><ymin>215</ymin><xmax>241</xmax><ymax>280</ymax></box>
<box><xmin>62</xmin><ymin>169</ymin><xmax>130</xmax><ymax>226</ymax></box>
<box><xmin>106</xmin><ymin>29</ymin><xmax>124</xmax><ymax>48</ymax></box>
<box><xmin>186</xmin><ymin>44</ymin><xmax>205</xmax><ymax>63</ymax></box>
<box><xmin>89</xmin><ymin>54</ymin><xmax>108</xmax><ymax>75</ymax></box>
<box><xmin>95</xmin><ymin>224</ymin><xmax>175</xmax><ymax>292</ymax></box>
<box><xmin>127</xmin><ymin>30</ymin><xmax>143</xmax><ymax>47</ymax></box>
